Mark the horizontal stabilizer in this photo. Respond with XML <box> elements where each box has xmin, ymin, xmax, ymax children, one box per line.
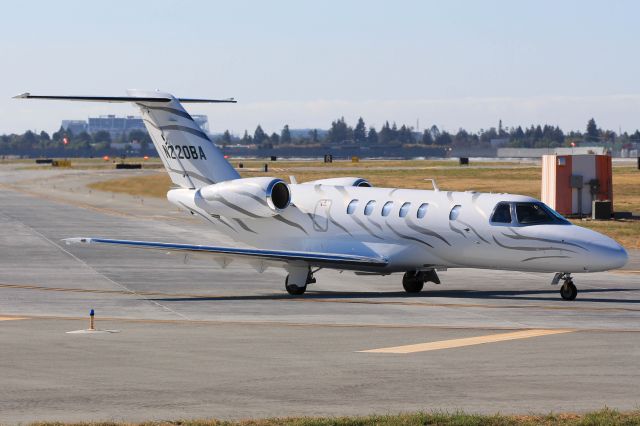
<box><xmin>13</xmin><ymin>92</ymin><xmax>236</xmax><ymax>103</ymax></box>
<box><xmin>16</xmin><ymin>89</ymin><xmax>240</xmax><ymax>188</ymax></box>
<box><xmin>63</xmin><ymin>238</ymin><xmax>388</xmax><ymax>268</ymax></box>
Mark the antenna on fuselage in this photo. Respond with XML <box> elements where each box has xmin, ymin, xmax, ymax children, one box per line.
<box><xmin>424</xmin><ymin>178</ymin><xmax>440</xmax><ymax>191</ymax></box>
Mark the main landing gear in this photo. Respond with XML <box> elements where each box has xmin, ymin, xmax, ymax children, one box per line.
<box><xmin>552</xmin><ymin>272</ymin><xmax>577</xmax><ymax>301</ymax></box>
<box><xmin>402</xmin><ymin>270</ymin><xmax>440</xmax><ymax>294</ymax></box>
<box><xmin>284</xmin><ymin>270</ymin><xmax>316</xmax><ymax>295</ymax></box>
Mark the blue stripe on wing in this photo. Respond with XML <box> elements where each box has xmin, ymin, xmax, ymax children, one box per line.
<box><xmin>64</xmin><ymin>238</ymin><xmax>388</xmax><ymax>267</ymax></box>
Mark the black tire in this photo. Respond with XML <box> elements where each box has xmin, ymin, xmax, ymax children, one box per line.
<box><xmin>402</xmin><ymin>272</ymin><xmax>424</xmax><ymax>293</ymax></box>
<box><xmin>285</xmin><ymin>275</ymin><xmax>307</xmax><ymax>295</ymax></box>
<box><xmin>560</xmin><ymin>281</ymin><xmax>577</xmax><ymax>301</ymax></box>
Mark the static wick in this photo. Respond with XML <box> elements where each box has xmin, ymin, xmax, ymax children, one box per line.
<box><xmin>89</xmin><ymin>309</ymin><xmax>95</xmax><ymax>331</ymax></box>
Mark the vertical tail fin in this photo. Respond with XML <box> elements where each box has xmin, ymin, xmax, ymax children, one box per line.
<box><xmin>127</xmin><ymin>90</ymin><xmax>240</xmax><ymax>188</ymax></box>
<box><xmin>14</xmin><ymin>90</ymin><xmax>241</xmax><ymax>188</ymax></box>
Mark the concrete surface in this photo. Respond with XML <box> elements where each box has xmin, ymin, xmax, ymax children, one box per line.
<box><xmin>0</xmin><ymin>164</ymin><xmax>639</xmax><ymax>423</ymax></box>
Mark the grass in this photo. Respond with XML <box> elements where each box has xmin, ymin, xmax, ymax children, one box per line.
<box><xmin>90</xmin><ymin>173</ymin><xmax>173</xmax><ymax>198</ymax></box>
<box><xmin>87</xmin><ymin>160</ymin><xmax>640</xmax><ymax>249</ymax></box>
<box><xmin>27</xmin><ymin>409</ymin><xmax>640</xmax><ymax>426</ymax></box>
<box><xmin>88</xmin><ymin>160</ymin><xmax>544</xmax><ymax>199</ymax></box>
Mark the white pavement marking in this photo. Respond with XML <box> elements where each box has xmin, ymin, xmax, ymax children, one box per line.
<box><xmin>0</xmin><ymin>211</ymin><xmax>191</xmax><ymax>321</ymax></box>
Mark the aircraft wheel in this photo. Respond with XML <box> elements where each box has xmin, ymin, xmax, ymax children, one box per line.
<box><xmin>402</xmin><ymin>271</ymin><xmax>424</xmax><ymax>293</ymax></box>
<box><xmin>560</xmin><ymin>280</ymin><xmax>577</xmax><ymax>301</ymax></box>
<box><xmin>285</xmin><ymin>275</ymin><xmax>307</xmax><ymax>295</ymax></box>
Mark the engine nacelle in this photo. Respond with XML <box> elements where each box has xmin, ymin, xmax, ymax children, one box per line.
<box><xmin>303</xmin><ymin>177</ymin><xmax>372</xmax><ymax>187</ymax></box>
<box><xmin>196</xmin><ymin>177</ymin><xmax>291</xmax><ymax>219</ymax></box>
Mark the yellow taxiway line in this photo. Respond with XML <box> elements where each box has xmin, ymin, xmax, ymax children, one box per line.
<box><xmin>0</xmin><ymin>316</ymin><xmax>27</xmax><ymax>321</ymax></box>
<box><xmin>359</xmin><ymin>328</ymin><xmax>574</xmax><ymax>354</ymax></box>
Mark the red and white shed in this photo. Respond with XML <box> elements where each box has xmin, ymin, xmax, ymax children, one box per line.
<box><xmin>541</xmin><ymin>154</ymin><xmax>613</xmax><ymax>215</ymax></box>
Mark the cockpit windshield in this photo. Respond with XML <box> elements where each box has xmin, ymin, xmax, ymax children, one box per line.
<box><xmin>515</xmin><ymin>202</ymin><xmax>570</xmax><ymax>225</ymax></box>
<box><xmin>515</xmin><ymin>203</ymin><xmax>552</xmax><ymax>224</ymax></box>
<box><xmin>490</xmin><ymin>202</ymin><xmax>570</xmax><ymax>226</ymax></box>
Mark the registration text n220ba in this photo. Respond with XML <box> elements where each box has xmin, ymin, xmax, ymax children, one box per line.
<box><xmin>162</xmin><ymin>144</ymin><xmax>207</xmax><ymax>160</ymax></box>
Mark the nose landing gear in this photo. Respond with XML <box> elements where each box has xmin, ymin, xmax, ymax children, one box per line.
<box><xmin>552</xmin><ymin>272</ymin><xmax>577</xmax><ymax>301</ymax></box>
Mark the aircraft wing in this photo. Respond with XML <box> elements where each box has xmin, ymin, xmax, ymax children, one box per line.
<box><xmin>63</xmin><ymin>238</ymin><xmax>388</xmax><ymax>268</ymax></box>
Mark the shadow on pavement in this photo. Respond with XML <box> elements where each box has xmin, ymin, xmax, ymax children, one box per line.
<box><xmin>150</xmin><ymin>287</ymin><xmax>640</xmax><ymax>304</ymax></box>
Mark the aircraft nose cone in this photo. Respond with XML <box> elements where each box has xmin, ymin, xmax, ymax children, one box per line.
<box><xmin>607</xmin><ymin>244</ymin><xmax>628</xmax><ymax>270</ymax></box>
<box><xmin>564</xmin><ymin>225</ymin><xmax>628</xmax><ymax>272</ymax></box>
<box><xmin>586</xmin><ymin>235</ymin><xmax>628</xmax><ymax>271</ymax></box>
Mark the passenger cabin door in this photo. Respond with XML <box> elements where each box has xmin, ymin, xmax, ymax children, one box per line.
<box><xmin>312</xmin><ymin>199</ymin><xmax>332</xmax><ymax>232</ymax></box>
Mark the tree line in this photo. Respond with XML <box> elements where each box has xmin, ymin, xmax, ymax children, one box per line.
<box><xmin>1</xmin><ymin>118</ymin><xmax>638</xmax><ymax>157</ymax></box>
<box><xmin>0</xmin><ymin>127</ymin><xmax>154</xmax><ymax>157</ymax></box>
<box><xmin>218</xmin><ymin>117</ymin><xmax>639</xmax><ymax>150</ymax></box>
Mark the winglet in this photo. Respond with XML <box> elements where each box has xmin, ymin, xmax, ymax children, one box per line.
<box><xmin>13</xmin><ymin>92</ymin><xmax>30</xmax><ymax>99</ymax></box>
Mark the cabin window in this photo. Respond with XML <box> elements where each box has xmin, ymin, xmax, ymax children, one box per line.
<box><xmin>347</xmin><ymin>199</ymin><xmax>359</xmax><ymax>215</ymax></box>
<box><xmin>381</xmin><ymin>201</ymin><xmax>393</xmax><ymax>217</ymax></box>
<box><xmin>515</xmin><ymin>203</ymin><xmax>554</xmax><ymax>225</ymax></box>
<box><xmin>449</xmin><ymin>205</ymin><xmax>461</xmax><ymax>220</ymax></box>
<box><xmin>399</xmin><ymin>202</ymin><xmax>411</xmax><ymax>218</ymax></box>
<box><xmin>417</xmin><ymin>203</ymin><xmax>428</xmax><ymax>219</ymax></box>
<box><xmin>491</xmin><ymin>202</ymin><xmax>512</xmax><ymax>224</ymax></box>
<box><xmin>364</xmin><ymin>200</ymin><xmax>376</xmax><ymax>216</ymax></box>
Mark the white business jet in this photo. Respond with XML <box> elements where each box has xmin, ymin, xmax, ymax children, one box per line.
<box><xmin>15</xmin><ymin>90</ymin><xmax>628</xmax><ymax>300</ymax></box>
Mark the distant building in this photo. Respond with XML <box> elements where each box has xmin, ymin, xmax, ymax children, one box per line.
<box><xmin>61</xmin><ymin>114</ymin><xmax>209</xmax><ymax>138</ymax></box>
<box><xmin>497</xmin><ymin>147</ymin><xmax>607</xmax><ymax>158</ymax></box>
<box><xmin>88</xmin><ymin>115</ymin><xmax>145</xmax><ymax>137</ymax></box>
<box><xmin>490</xmin><ymin>138</ymin><xmax>509</xmax><ymax>148</ymax></box>
<box><xmin>61</xmin><ymin>120</ymin><xmax>88</xmax><ymax>135</ymax></box>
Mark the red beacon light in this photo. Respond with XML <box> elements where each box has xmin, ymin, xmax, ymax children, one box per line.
<box><xmin>143</xmin><ymin>156</ymin><xmax>149</xmax><ymax>160</ymax></box>
<box><xmin>103</xmin><ymin>155</ymin><xmax>110</xmax><ymax>161</ymax></box>
<box><xmin>62</xmin><ymin>137</ymin><xmax>69</xmax><ymax>145</ymax></box>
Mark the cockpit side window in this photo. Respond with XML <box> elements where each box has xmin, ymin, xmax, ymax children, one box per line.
<box><xmin>515</xmin><ymin>203</ymin><xmax>553</xmax><ymax>224</ymax></box>
<box><xmin>491</xmin><ymin>202</ymin><xmax>512</xmax><ymax>224</ymax></box>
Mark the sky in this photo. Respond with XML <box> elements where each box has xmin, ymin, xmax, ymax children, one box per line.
<box><xmin>1</xmin><ymin>0</ymin><xmax>639</xmax><ymax>136</ymax></box>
